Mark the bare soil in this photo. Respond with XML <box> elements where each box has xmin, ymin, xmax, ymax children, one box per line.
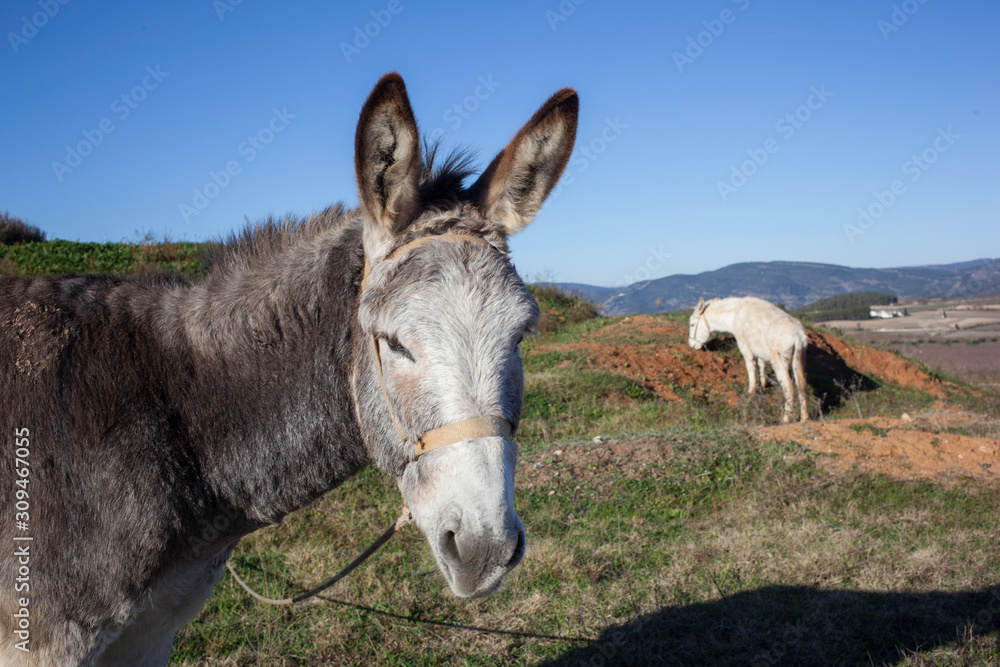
<box><xmin>537</xmin><ymin>315</ymin><xmax>956</xmax><ymax>404</ymax></box>
<box><xmin>753</xmin><ymin>406</ymin><xmax>999</xmax><ymax>482</ymax></box>
<box><xmin>521</xmin><ymin>436</ymin><xmax>678</xmax><ymax>494</ymax></box>
<box><xmin>825</xmin><ymin>294</ymin><xmax>1000</xmax><ymax>341</ymax></box>
<box><xmin>891</xmin><ymin>340</ymin><xmax>1000</xmax><ymax>392</ymax></box>
<box><xmin>520</xmin><ymin>407</ymin><xmax>1000</xmax><ymax>487</ymax></box>
<box><xmin>531</xmin><ymin>315</ymin><xmax>999</xmax><ymax>484</ymax></box>
<box><xmin>824</xmin><ymin>294</ymin><xmax>1000</xmax><ymax>392</ymax></box>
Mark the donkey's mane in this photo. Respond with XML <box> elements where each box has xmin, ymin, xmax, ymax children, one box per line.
<box><xmin>202</xmin><ymin>145</ymin><xmax>482</xmax><ymax>276</ymax></box>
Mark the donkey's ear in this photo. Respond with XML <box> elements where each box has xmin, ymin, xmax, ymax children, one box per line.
<box><xmin>355</xmin><ymin>73</ymin><xmax>421</xmax><ymax>250</ymax></box>
<box><xmin>468</xmin><ymin>88</ymin><xmax>578</xmax><ymax>236</ymax></box>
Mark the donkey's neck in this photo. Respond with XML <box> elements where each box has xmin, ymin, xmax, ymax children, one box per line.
<box><xmin>705</xmin><ymin>298</ymin><xmax>740</xmax><ymax>334</ymax></box>
<box><xmin>168</xmin><ymin>210</ymin><xmax>370</xmax><ymax>526</ymax></box>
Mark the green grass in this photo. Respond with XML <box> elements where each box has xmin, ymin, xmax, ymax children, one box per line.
<box><xmin>12</xmin><ymin>242</ymin><xmax>997</xmax><ymax>664</ymax></box>
<box><xmin>526</xmin><ymin>283</ymin><xmax>600</xmax><ymax>333</ymax></box>
<box><xmin>850</xmin><ymin>422</ymin><xmax>890</xmax><ymax>437</ymax></box>
<box><xmin>0</xmin><ymin>238</ymin><xmax>203</xmax><ymax>278</ymax></box>
<box><xmin>171</xmin><ymin>430</ymin><xmax>1000</xmax><ymax>665</ymax></box>
<box><xmin>519</xmin><ymin>366</ymin><xmax>665</xmax><ymax>447</ymax></box>
<box><xmin>170</xmin><ymin>307</ymin><xmax>996</xmax><ymax>664</ymax></box>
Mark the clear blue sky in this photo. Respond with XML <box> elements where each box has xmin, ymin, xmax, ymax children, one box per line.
<box><xmin>1</xmin><ymin>0</ymin><xmax>997</xmax><ymax>286</ymax></box>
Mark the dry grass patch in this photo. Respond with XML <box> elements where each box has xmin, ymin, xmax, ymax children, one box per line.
<box><xmin>172</xmin><ymin>431</ymin><xmax>1000</xmax><ymax>666</ymax></box>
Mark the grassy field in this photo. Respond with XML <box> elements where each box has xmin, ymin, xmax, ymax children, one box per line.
<box><xmin>169</xmin><ymin>293</ymin><xmax>1000</xmax><ymax>666</ymax></box>
<box><xmin>0</xmin><ymin>236</ymin><xmax>203</xmax><ymax>278</ymax></box>
<box><xmin>5</xmin><ymin>240</ymin><xmax>995</xmax><ymax>664</ymax></box>
<box><xmin>170</xmin><ymin>431</ymin><xmax>1000</xmax><ymax>666</ymax></box>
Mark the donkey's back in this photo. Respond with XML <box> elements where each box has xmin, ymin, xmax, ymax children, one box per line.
<box><xmin>730</xmin><ymin>296</ymin><xmax>807</xmax><ymax>361</ymax></box>
<box><xmin>732</xmin><ymin>297</ymin><xmax>809</xmax><ymax>423</ymax></box>
<box><xmin>0</xmin><ymin>273</ymin><xmax>227</xmax><ymax>664</ymax></box>
<box><xmin>690</xmin><ymin>296</ymin><xmax>809</xmax><ymax>423</ymax></box>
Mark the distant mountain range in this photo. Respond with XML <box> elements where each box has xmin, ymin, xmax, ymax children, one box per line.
<box><xmin>551</xmin><ymin>259</ymin><xmax>1000</xmax><ymax>316</ymax></box>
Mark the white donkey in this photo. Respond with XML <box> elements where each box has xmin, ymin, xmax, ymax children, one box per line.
<box><xmin>688</xmin><ymin>296</ymin><xmax>809</xmax><ymax>423</ymax></box>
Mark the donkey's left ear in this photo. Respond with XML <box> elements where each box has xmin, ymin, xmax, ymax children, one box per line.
<box><xmin>468</xmin><ymin>88</ymin><xmax>578</xmax><ymax>236</ymax></box>
<box><xmin>355</xmin><ymin>73</ymin><xmax>422</xmax><ymax>256</ymax></box>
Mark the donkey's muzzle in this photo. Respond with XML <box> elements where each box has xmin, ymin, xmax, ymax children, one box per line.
<box><xmin>437</xmin><ymin>506</ymin><xmax>525</xmax><ymax>598</ymax></box>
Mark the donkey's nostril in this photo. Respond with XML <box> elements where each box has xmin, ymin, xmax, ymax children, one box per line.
<box><xmin>440</xmin><ymin>529</ymin><xmax>460</xmax><ymax>563</ymax></box>
<box><xmin>506</xmin><ymin>527</ymin><xmax>526</xmax><ymax>568</ymax></box>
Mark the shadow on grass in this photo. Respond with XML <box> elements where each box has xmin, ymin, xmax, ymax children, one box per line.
<box><xmin>703</xmin><ymin>333</ymin><xmax>880</xmax><ymax>415</ymax></box>
<box><xmin>540</xmin><ymin>584</ymin><xmax>1000</xmax><ymax>666</ymax></box>
<box><xmin>805</xmin><ymin>343</ymin><xmax>879</xmax><ymax>413</ymax></box>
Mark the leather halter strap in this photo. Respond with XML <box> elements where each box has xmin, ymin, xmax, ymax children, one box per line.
<box><xmin>361</xmin><ymin>234</ymin><xmax>514</xmax><ymax>458</ymax></box>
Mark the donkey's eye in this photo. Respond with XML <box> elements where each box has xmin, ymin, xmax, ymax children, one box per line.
<box><xmin>383</xmin><ymin>336</ymin><xmax>413</xmax><ymax>360</ymax></box>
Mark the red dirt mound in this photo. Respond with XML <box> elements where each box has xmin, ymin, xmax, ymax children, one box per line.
<box><xmin>807</xmin><ymin>330</ymin><xmax>948</xmax><ymax>397</ymax></box>
<box><xmin>528</xmin><ymin>316</ymin><xmax>996</xmax><ymax>483</ymax></box>
<box><xmin>535</xmin><ymin>315</ymin><xmax>953</xmax><ymax>404</ymax></box>
<box><xmin>753</xmin><ymin>408</ymin><xmax>999</xmax><ymax>482</ymax></box>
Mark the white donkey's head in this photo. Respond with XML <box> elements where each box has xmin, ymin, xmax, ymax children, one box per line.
<box><xmin>688</xmin><ymin>297</ymin><xmax>712</xmax><ymax>350</ymax></box>
<box><xmin>350</xmin><ymin>73</ymin><xmax>577</xmax><ymax>597</ymax></box>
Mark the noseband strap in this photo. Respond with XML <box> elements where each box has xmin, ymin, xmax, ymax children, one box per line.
<box><xmin>363</xmin><ymin>234</ymin><xmax>515</xmax><ymax>458</ymax></box>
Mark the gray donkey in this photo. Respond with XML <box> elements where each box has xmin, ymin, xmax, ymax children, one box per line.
<box><xmin>0</xmin><ymin>73</ymin><xmax>578</xmax><ymax>665</ymax></box>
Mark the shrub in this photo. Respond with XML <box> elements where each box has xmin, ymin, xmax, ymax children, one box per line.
<box><xmin>0</xmin><ymin>211</ymin><xmax>46</xmax><ymax>245</ymax></box>
<box><xmin>527</xmin><ymin>283</ymin><xmax>600</xmax><ymax>333</ymax></box>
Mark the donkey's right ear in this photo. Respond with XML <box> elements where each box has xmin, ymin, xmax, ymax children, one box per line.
<box><xmin>468</xmin><ymin>88</ymin><xmax>578</xmax><ymax>236</ymax></box>
<box><xmin>355</xmin><ymin>73</ymin><xmax>422</xmax><ymax>258</ymax></box>
<box><xmin>695</xmin><ymin>297</ymin><xmax>706</xmax><ymax>313</ymax></box>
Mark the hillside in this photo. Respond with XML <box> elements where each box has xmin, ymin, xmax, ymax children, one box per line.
<box><xmin>794</xmin><ymin>290</ymin><xmax>897</xmax><ymax>322</ymax></box>
<box><xmin>554</xmin><ymin>258</ymin><xmax>999</xmax><ymax>315</ymax></box>
<box><xmin>544</xmin><ymin>282</ymin><xmax>618</xmax><ymax>305</ymax></box>
<box><xmin>6</xmin><ymin>245</ymin><xmax>1000</xmax><ymax>664</ymax></box>
<box><xmin>5</xmin><ymin>238</ymin><xmax>995</xmax><ymax>316</ymax></box>
<box><xmin>0</xmin><ymin>238</ymin><xmax>202</xmax><ymax>278</ymax></box>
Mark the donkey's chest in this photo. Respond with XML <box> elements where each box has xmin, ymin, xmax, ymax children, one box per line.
<box><xmin>98</xmin><ymin>543</ymin><xmax>238</xmax><ymax>664</ymax></box>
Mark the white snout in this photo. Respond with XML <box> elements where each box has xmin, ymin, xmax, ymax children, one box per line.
<box><xmin>398</xmin><ymin>437</ymin><xmax>524</xmax><ymax>598</ymax></box>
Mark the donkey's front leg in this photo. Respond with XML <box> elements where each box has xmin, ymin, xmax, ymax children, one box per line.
<box><xmin>757</xmin><ymin>358</ymin><xmax>768</xmax><ymax>390</ymax></box>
